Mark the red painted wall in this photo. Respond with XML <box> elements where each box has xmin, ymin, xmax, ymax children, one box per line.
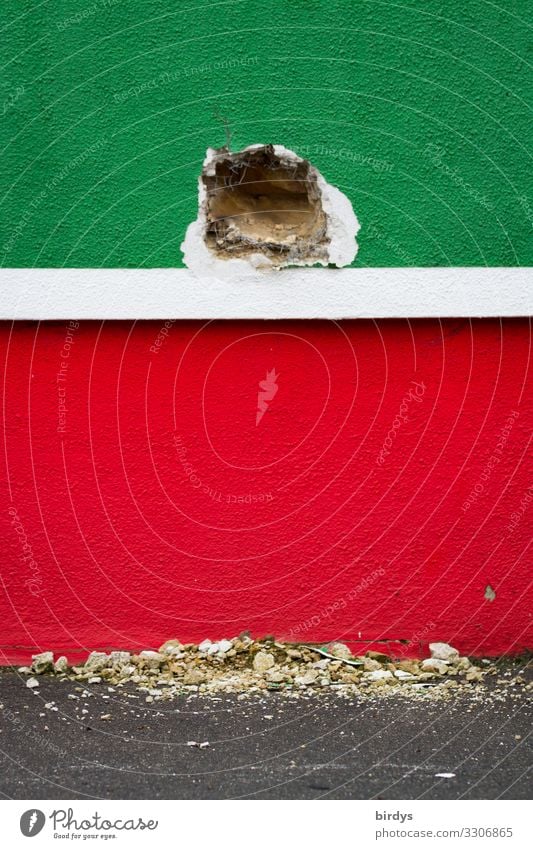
<box><xmin>1</xmin><ymin>319</ymin><xmax>531</xmax><ymax>664</ymax></box>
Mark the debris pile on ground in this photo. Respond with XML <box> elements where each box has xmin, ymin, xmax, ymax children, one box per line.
<box><xmin>14</xmin><ymin>637</ymin><xmax>519</xmax><ymax>702</ymax></box>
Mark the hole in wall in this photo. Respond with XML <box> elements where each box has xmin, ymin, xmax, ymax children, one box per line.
<box><xmin>203</xmin><ymin>144</ymin><xmax>329</xmax><ymax>264</ymax></box>
<box><xmin>181</xmin><ymin>144</ymin><xmax>360</xmax><ymax>276</ymax></box>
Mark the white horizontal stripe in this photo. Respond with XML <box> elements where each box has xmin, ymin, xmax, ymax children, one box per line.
<box><xmin>0</xmin><ymin>267</ymin><xmax>531</xmax><ymax>319</ymax></box>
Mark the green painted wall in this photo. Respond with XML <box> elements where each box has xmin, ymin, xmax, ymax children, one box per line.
<box><xmin>1</xmin><ymin>0</ymin><xmax>531</xmax><ymax>268</ymax></box>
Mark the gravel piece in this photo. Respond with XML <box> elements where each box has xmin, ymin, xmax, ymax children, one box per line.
<box><xmin>429</xmin><ymin>642</ymin><xmax>460</xmax><ymax>664</ymax></box>
<box><xmin>158</xmin><ymin>640</ymin><xmax>184</xmax><ymax>656</ymax></box>
<box><xmin>253</xmin><ymin>651</ymin><xmax>275</xmax><ymax>674</ymax></box>
<box><xmin>266</xmin><ymin>670</ymin><xmax>285</xmax><ymax>684</ymax></box>
<box><xmin>109</xmin><ymin>651</ymin><xmax>131</xmax><ymax>667</ymax></box>
<box><xmin>54</xmin><ymin>656</ymin><xmax>68</xmax><ymax>674</ymax></box>
<box><xmin>394</xmin><ymin>669</ymin><xmax>415</xmax><ymax>680</ymax></box>
<box><xmin>183</xmin><ymin>670</ymin><xmax>205</xmax><ymax>686</ymax></box>
<box><xmin>31</xmin><ymin>652</ymin><xmax>54</xmax><ymax>674</ymax></box>
<box><xmin>466</xmin><ymin>669</ymin><xmax>484</xmax><ymax>682</ymax></box>
<box><xmin>84</xmin><ymin>652</ymin><xmax>109</xmax><ymax>673</ymax></box>
<box><xmin>364</xmin><ymin>669</ymin><xmax>394</xmax><ymax>683</ymax></box>
<box><xmin>421</xmin><ymin>658</ymin><xmax>449</xmax><ymax>675</ymax></box>
<box><xmin>138</xmin><ymin>651</ymin><xmax>163</xmax><ymax>669</ymax></box>
<box><xmin>296</xmin><ymin>669</ymin><xmax>319</xmax><ymax>686</ymax></box>
<box><xmin>326</xmin><ymin>642</ymin><xmax>353</xmax><ymax>660</ymax></box>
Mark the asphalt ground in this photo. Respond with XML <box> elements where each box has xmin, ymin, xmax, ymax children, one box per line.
<box><xmin>0</xmin><ymin>664</ymin><xmax>530</xmax><ymax>799</ymax></box>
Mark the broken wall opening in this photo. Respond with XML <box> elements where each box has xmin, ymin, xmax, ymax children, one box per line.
<box><xmin>203</xmin><ymin>144</ymin><xmax>330</xmax><ymax>265</ymax></box>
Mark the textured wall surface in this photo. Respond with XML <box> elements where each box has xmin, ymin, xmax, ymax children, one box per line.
<box><xmin>1</xmin><ymin>0</ymin><xmax>531</xmax><ymax>268</ymax></box>
<box><xmin>1</xmin><ymin>319</ymin><xmax>531</xmax><ymax>662</ymax></box>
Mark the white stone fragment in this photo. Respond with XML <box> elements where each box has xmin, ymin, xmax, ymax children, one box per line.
<box><xmin>429</xmin><ymin>642</ymin><xmax>460</xmax><ymax>663</ymax></box>
<box><xmin>296</xmin><ymin>669</ymin><xmax>319</xmax><ymax>686</ymax></box>
<box><xmin>31</xmin><ymin>651</ymin><xmax>54</xmax><ymax>674</ymax></box>
<box><xmin>421</xmin><ymin>658</ymin><xmax>449</xmax><ymax>675</ymax></box>
<box><xmin>109</xmin><ymin>651</ymin><xmax>131</xmax><ymax>667</ymax></box>
<box><xmin>364</xmin><ymin>669</ymin><xmax>394</xmax><ymax>682</ymax></box>
<box><xmin>394</xmin><ymin>669</ymin><xmax>415</xmax><ymax>680</ymax></box>
<box><xmin>84</xmin><ymin>651</ymin><xmax>109</xmax><ymax>672</ymax></box>
<box><xmin>54</xmin><ymin>656</ymin><xmax>68</xmax><ymax>673</ymax></box>
<box><xmin>266</xmin><ymin>670</ymin><xmax>285</xmax><ymax>684</ymax></box>
<box><xmin>138</xmin><ymin>650</ymin><xmax>163</xmax><ymax>669</ymax></box>
<box><xmin>253</xmin><ymin>651</ymin><xmax>275</xmax><ymax>673</ymax></box>
<box><xmin>327</xmin><ymin>642</ymin><xmax>353</xmax><ymax>660</ymax></box>
<box><xmin>159</xmin><ymin>640</ymin><xmax>184</xmax><ymax>657</ymax></box>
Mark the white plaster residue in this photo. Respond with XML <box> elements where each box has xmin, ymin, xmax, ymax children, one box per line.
<box><xmin>314</xmin><ymin>164</ymin><xmax>360</xmax><ymax>268</ymax></box>
<box><xmin>181</xmin><ymin>144</ymin><xmax>360</xmax><ymax>280</ymax></box>
<box><xmin>484</xmin><ymin>584</ymin><xmax>496</xmax><ymax>602</ymax></box>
